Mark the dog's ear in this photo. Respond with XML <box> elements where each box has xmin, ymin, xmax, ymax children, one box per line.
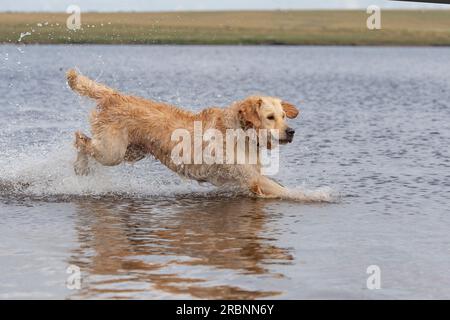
<box><xmin>238</xmin><ymin>97</ymin><xmax>262</xmax><ymax>129</ymax></box>
<box><xmin>281</xmin><ymin>101</ymin><xmax>299</xmax><ymax>119</ymax></box>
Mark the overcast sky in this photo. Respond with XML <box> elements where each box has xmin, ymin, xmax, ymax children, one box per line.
<box><xmin>1</xmin><ymin>0</ymin><xmax>448</xmax><ymax>11</ymax></box>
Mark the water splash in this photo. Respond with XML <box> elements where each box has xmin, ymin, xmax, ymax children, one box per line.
<box><xmin>0</xmin><ymin>140</ymin><xmax>335</xmax><ymax>202</ymax></box>
<box><xmin>0</xmin><ymin>141</ymin><xmax>211</xmax><ymax>199</ymax></box>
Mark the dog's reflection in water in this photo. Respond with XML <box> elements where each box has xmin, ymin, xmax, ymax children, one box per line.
<box><xmin>68</xmin><ymin>196</ymin><xmax>293</xmax><ymax>299</ymax></box>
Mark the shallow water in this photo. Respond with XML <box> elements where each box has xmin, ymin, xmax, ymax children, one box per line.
<box><xmin>0</xmin><ymin>45</ymin><xmax>449</xmax><ymax>299</ymax></box>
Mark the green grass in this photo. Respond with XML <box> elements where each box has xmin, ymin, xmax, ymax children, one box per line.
<box><xmin>1</xmin><ymin>10</ymin><xmax>450</xmax><ymax>45</ymax></box>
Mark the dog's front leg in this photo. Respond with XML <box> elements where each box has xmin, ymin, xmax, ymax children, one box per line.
<box><xmin>249</xmin><ymin>175</ymin><xmax>289</xmax><ymax>199</ymax></box>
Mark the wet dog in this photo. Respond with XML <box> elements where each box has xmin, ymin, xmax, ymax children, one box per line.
<box><xmin>67</xmin><ymin>69</ymin><xmax>299</xmax><ymax>198</ymax></box>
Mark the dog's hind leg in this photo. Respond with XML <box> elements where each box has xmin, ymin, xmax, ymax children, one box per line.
<box><xmin>74</xmin><ymin>128</ymin><xmax>128</xmax><ymax>175</ymax></box>
<box><xmin>74</xmin><ymin>131</ymin><xmax>93</xmax><ymax>176</ymax></box>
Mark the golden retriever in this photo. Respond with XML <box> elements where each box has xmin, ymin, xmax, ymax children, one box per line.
<box><xmin>67</xmin><ymin>69</ymin><xmax>299</xmax><ymax>198</ymax></box>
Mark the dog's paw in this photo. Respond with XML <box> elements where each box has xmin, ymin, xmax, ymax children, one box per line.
<box><xmin>74</xmin><ymin>163</ymin><xmax>90</xmax><ymax>176</ymax></box>
<box><xmin>74</xmin><ymin>156</ymin><xmax>91</xmax><ymax>176</ymax></box>
<box><xmin>74</xmin><ymin>131</ymin><xmax>91</xmax><ymax>150</ymax></box>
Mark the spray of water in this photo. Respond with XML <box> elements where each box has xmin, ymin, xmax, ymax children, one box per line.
<box><xmin>0</xmin><ymin>140</ymin><xmax>336</xmax><ymax>202</ymax></box>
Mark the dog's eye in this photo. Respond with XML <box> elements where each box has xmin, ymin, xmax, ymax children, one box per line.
<box><xmin>267</xmin><ymin>115</ymin><xmax>275</xmax><ymax>120</ymax></box>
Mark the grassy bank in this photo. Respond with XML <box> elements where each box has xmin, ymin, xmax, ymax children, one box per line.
<box><xmin>1</xmin><ymin>10</ymin><xmax>450</xmax><ymax>45</ymax></box>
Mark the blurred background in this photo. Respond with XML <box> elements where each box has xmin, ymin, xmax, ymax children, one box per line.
<box><xmin>0</xmin><ymin>0</ymin><xmax>449</xmax><ymax>45</ymax></box>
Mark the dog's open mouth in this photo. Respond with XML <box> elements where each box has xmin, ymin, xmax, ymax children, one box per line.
<box><xmin>279</xmin><ymin>138</ymin><xmax>293</xmax><ymax>145</ymax></box>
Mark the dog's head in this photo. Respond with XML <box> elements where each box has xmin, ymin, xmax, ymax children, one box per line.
<box><xmin>238</xmin><ymin>96</ymin><xmax>299</xmax><ymax>145</ymax></box>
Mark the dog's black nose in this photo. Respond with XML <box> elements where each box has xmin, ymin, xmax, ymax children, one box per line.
<box><xmin>286</xmin><ymin>127</ymin><xmax>295</xmax><ymax>136</ymax></box>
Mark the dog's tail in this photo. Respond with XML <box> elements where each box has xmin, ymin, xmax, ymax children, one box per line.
<box><xmin>67</xmin><ymin>69</ymin><xmax>116</xmax><ymax>100</ymax></box>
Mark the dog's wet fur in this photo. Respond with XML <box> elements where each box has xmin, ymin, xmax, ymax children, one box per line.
<box><xmin>67</xmin><ymin>69</ymin><xmax>299</xmax><ymax>198</ymax></box>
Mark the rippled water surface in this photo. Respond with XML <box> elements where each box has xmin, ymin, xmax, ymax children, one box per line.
<box><xmin>0</xmin><ymin>45</ymin><xmax>449</xmax><ymax>299</ymax></box>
